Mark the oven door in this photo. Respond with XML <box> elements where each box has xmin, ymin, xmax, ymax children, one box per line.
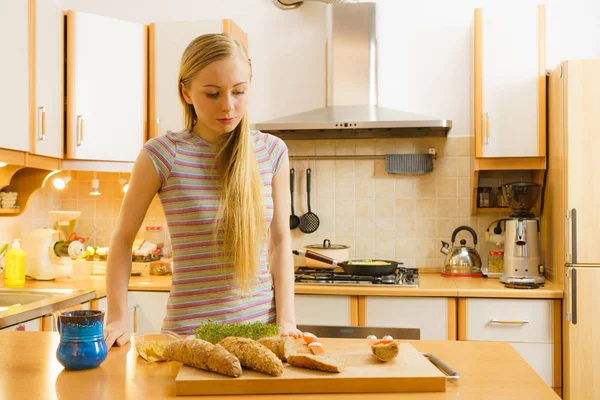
<box><xmin>296</xmin><ymin>325</ymin><xmax>420</xmax><ymax>340</ymax></box>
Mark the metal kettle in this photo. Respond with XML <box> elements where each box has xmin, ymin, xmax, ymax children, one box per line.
<box><xmin>440</xmin><ymin>226</ymin><xmax>482</xmax><ymax>276</ymax></box>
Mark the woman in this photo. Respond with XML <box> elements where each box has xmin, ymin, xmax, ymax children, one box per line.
<box><xmin>103</xmin><ymin>33</ymin><xmax>300</xmax><ymax>348</ymax></box>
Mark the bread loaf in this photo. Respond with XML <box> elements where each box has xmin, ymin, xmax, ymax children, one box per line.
<box><xmin>219</xmin><ymin>337</ymin><xmax>284</xmax><ymax>376</ymax></box>
<box><xmin>257</xmin><ymin>336</ymin><xmax>298</xmax><ymax>362</ymax></box>
<box><xmin>371</xmin><ymin>341</ymin><xmax>399</xmax><ymax>362</ymax></box>
<box><xmin>286</xmin><ymin>353</ymin><xmax>346</xmax><ymax>373</ymax></box>
<box><xmin>165</xmin><ymin>339</ymin><xmax>242</xmax><ymax>377</ymax></box>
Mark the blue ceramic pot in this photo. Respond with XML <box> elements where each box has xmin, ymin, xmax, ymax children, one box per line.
<box><xmin>56</xmin><ymin>310</ymin><xmax>108</xmax><ymax>371</ymax></box>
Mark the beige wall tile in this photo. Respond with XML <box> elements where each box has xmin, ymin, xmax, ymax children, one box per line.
<box><xmin>374</xmin><ymin>178</ymin><xmax>396</xmax><ymax>198</ymax></box>
<box><xmin>415</xmin><ymin>218</ymin><xmax>437</xmax><ymax>238</ymax></box>
<box><xmin>456</xmin><ymin>157</ymin><xmax>472</xmax><ymax>177</ymax></box>
<box><xmin>335</xmin><ymin>160</ymin><xmax>355</xmax><ymax>180</ymax></box>
<box><xmin>434</xmin><ymin>157</ymin><xmax>458</xmax><ymax>177</ymax></box>
<box><xmin>375</xmin><ymin>139</ymin><xmax>396</xmax><ymax>155</ymax></box>
<box><xmin>335</xmin><ymin>217</ymin><xmax>355</xmax><ymax>237</ymax></box>
<box><xmin>436</xmin><ymin>198</ymin><xmax>458</xmax><ymax>218</ymax></box>
<box><xmin>355</xmin><ymin>217</ymin><xmax>376</xmax><ymax>238</ymax></box>
<box><xmin>395</xmin><ymin>198</ymin><xmax>416</xmax><ymax>219</ymax></box>
<box><xmin>395</xmin><ymin>177</ymin><xmax>416</xmax><ymax>198</ymax></box>
<box><xmin>416</xmin><ymin>258</ymin><xmax>443</xmax><ymax>269</ymax></box>
<box><xmin>355</xmin><ymin>139</ymin><xmax>375</xmax><ymax>155</ymax></box>
<box><xmin>395</xmin><ymin>238</ymin><xmax>415</xmax><ymax>258</ymax></box>
<box><xmin>356</xmin><ymin>199</ymin><xmax>375</xmax><ymax>218</ymax></box>
<box><xmin>335</xmin><ymin>139</ymin><xmax>356</xmax><ymax>155</ymax></box>
<box><xmin>441</xmin><ymin>136</ymin><xmax>472</xmax><ymax>156</ymax></box>
<box><xmin>335</xmin><ymin>178</ymin><xmax>355</xmax><ymax>198</ymax></box>
<box><xmin>355</xmin><ymin>178</ymin><xmax>375</xmax><ymax>198</ymax></box>
<box><xmin>437</xmin><ymin>218</ymin><xmax>459</xmax><ymax>240</ymax></box>
<box><xmin>395</xmin><ymin>218</ymin><xmax>415</xmax><ymax>238</ymax></box>
<box><xmin>415</xmin><ymin>199</ymin><xmax>436</xmax><ymax>218</ymax></box>
<box><xmin>355</xmin><ymin>160</ymin><xmax>374</xmax><ymax>179</ymax></box>
<box><xmin>289</xmin><ymin>140</ymin><xmax>317</xmax><ymax>156</ymax></box>
<box><xmin>354</xmin><ymin>237</ymin><xmax>376</xmax><ymax>259</ymax></box>
<box><xmin>314</xmin><ymin>140</ymin><xmax>334</xmax><ymax>156</ymax></box>
<box><xmin>335</xmin><ymin>199</ymin><xmax>354</xmax><ymax>218</ymax></box>
<box><xmin>375</xmin><ymin>237</ymin><xmax>395</xmax><ymax>259</ymax></box>
<box><xmin>375</xmin><ymin>218</ymin><xmax>395</xmax><ymax>238</ymax></box>
<box><xmin>414</xmin><ymin>238</ymin><xmax>440</xmax><ymax>258</ymax></box>
<box><xmin>395</xmin><ymin>139</ymin><xmax>416</xmax><ymax>153</ymax></box>
<box><xmin>415</xmin><ymin>175</ymin><xmax>436</xmax><ymax>198</ymax></box>
<box><xmin>437</xmin><ymin>177</ymin><xmax>457</xmax><ymax>198</ymax></box>
<box><xmin>457</xmin><ymin>198</ymin><xmax>473</xmax><ymax>218</ymax></box>
<box><xmin>457</xmin><ymin>178</ymin><xmax>472</xmax><ymax>198</ymax></box>
<box><xmin>375</xmin><ymin>198</ymin><xmax>395</xmax><ymax>218</ymax></box>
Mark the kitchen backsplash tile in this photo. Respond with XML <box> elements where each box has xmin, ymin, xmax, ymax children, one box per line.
<box><xmin>0</xmin><ymin>137</ymin><xmax>503</xmax><ymax>271</ymax></box>
<box><xmin>289</xmin><ymin>136</ymin><xmax>504</xmax><ymax>270</ymax></box>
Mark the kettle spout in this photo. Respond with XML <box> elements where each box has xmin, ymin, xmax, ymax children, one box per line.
<box><xmin>440</xmin><ymin>241</ymin><xmax>451</xmax><ymax>255</ymax></box>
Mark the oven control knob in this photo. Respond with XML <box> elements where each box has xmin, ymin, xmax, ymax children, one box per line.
<box><xmin>383</xmin><ymin>335</ymin><xmax>393</xmax><ymax>340</ymax></box>
<box><xmin>366</xmin><ymin>335</ymin><xmax>377</xmax><ymax>340</ymax></box>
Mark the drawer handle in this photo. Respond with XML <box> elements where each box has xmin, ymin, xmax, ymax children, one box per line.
<box><xmin>490</xmin><ymin>319</ymin><xmax>530</xmax><ymax>325</ymax></box>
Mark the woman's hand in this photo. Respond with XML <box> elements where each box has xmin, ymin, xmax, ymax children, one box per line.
<box><xmin>279</xmin><ymin>322</ymin><xmax>303</xmax><ymax>338</ymax></box>
<box><xmin>104</xmin><ymin>318</ymin><xmax>131</xmax><ymax>349</ymax></box>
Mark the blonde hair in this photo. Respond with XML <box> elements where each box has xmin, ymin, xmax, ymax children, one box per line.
<box><xmin>179</xmin><ymin>34</ymin><xmax>266</xmax><ymax>294</ymax></box>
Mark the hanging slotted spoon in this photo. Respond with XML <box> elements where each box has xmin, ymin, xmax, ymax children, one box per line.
<box><xmin>289</xmin><ymin>168</ymin><xmax>300</xmax><ymax>229</ymax></box>
<box><xmin>299</xmin><ymin>168</ymin><xmax>319</xmax><ymax>233</ymax></box>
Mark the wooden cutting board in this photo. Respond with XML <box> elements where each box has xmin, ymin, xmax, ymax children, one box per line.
<box><xmin>175</xmin><ymin>339</ymin><xmax>446</xmax><ymax>395</ymax></box>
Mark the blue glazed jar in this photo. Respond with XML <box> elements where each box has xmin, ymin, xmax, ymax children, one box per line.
<box><xmin>56</xmin><ymin>310</ymin><xmax>108</xmax><ymax>371</ymax></box>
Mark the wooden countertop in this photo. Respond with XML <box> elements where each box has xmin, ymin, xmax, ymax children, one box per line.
<box><xmin>0</xmin><ymin>332</ymin><xmax>559</xmax><ymax>399</ymax></box>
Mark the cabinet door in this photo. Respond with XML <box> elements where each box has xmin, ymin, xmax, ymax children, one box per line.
<box><xmin>0</xmin><ymin>0</ymin><xmax>29</xmax><ymax>152</ymax></box>
<box><xmin>295</xmin><ymin>294</ymin><xmax>352</xmax><ymax>326</ymax></box>
<box><xmin>150</xmin><ymin>19</ymin><xmax>246</xmax><ymax>138</ymax></box>
<box><xmin>127</xmin><ymin>291</ymin><xmax>169</xmax><ymax>334</ymax></box>
<box><xmin>31</xmin><ymin>0</ymin><xmax>63</xmax><ymax>158</ymax></box>
<box><xmin>66</xmin><ymin>10</ymin><xmax>146</xmax><ymax>161</ymax></box>
<box><xmin>2</xmin><ymin>318</ymin><xmax>42</xmax><ymax>331</ymax></box>
<box><xmin>564</xmin><ymin>60</ymin><xmax>600</xmax><ymax>265</ymax></box>
<box><xmin>476</xmin><ymin>5</ymin><xmax>544</xmax><ymax>158</ymax></box>
<box><xmin>364</xmin><ymin>297</ymin><xmax>449</xmax><ymax>340</ymax></box>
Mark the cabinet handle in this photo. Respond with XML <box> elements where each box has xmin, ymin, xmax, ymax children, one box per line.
<box><xmin>489</xmin><ymin>319</ymin><xmax>530</xmax><ymax>325</ymax></box>
<box><xmin>423</xmin><ymin>353</ymin><xmax>460</xmax><ymax>381</ymax></box>
<box><xmin>571</xmin><ymin>208</ymin><xmax>578</xmax><ymax>264</ymax></box>
<box><xmin>38</xmin><ymin>106</ymin><xmax>46</xmax><ymax>141</ymax></box>
<box><xmin>483</xmin><ymin>112</ymin><xmax>491</xmax><ymax>144</ymax></box>
<box><xmin>156</xmin><ymin>118</ymin><xmax>160</xmax><ymax>137</ymax></box>
<box><xmin>77</xmin><ymin>115</ymin><xmax>84</xmax><ymax>146</ymax></box>
<box><xmin>133</xmin><ymin>305</ymin><xmax>139</xmax><ymax>333</ymax></box>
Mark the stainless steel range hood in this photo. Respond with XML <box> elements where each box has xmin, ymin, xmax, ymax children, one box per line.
<box><xmin>253</xmin><ymin>2</ymin><xmax>452</xmax><ymax>139</ymax></box>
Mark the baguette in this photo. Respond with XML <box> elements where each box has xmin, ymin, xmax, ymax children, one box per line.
<box><xmin>286</xmin><ymin>353</ymin><xmax>346</xmax><ymax>373</ymax></box>
<box><xmin>257</xmin><ymin>336</ymin><xmax>298</xmax><ymax>362</ymax></box>
<box><xmin>219</xmin><ymin>337</ymin><xmax>284</xmax><ymax>376</ymax></box>
<box><xmin>165</xmin><ymin>339</ymin><xmax>242</xmax><ymax>378</ymax></box>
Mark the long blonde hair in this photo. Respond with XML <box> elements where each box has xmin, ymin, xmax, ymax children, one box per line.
<box><xmin>179</xmin><ymin>34</ymin><xmax>267</xmax><ymax>294</ymax></box>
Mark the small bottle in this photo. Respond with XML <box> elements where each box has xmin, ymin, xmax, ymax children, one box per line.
<box><xmin>4</xmin><ymin>239</ymin><xmax>26</xmax><ymax>287</ymax></box>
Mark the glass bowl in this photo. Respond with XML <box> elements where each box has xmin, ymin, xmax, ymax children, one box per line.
<box><xmin>131</xmin><ymin>330</ymin><xmax>181</xmax><ymax>362</ymax></box>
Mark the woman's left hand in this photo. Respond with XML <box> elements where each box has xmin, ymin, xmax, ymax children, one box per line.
<box><xmin>279</xmin><ymin>323</ymin><xmax>303</xmax><ymax>338</ymax></box>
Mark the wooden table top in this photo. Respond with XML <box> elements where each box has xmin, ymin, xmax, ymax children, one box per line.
<box><xmin>0</xmin><ymin>332</ymin><xmax>560</xmax><ymax>400</ymax></box>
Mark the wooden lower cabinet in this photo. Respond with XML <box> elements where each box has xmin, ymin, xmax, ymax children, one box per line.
<box><xmin>458</xmin><ymin>298</ymin><xmax>561</xmax><ymax>391</ymax></box>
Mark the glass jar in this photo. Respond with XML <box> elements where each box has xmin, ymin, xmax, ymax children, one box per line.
<box><xmin>488</xmin><ymin>250</ymin><xmax>504</xmax><ymax>273</ymax></box>
<box><xmin>495</xmin><ymin>186</ymin><xmax>507</xmax><ymax>207</ymax></box>
<box><xmin>477</xmin><ymin>187</ymin><xmax>493</xmax><ymax>208</ymax></box>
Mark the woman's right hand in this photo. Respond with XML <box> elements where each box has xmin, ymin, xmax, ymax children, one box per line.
<box><xmin>104</xmin><ymin>318</ymin><xmax>131</xmax><ymax>349</ymax></box>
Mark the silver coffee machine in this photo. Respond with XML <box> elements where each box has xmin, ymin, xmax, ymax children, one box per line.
<box><xmin>499</xmin><ymin>182</ymin><xmax>545</xmax><ymax>285</ymax></box>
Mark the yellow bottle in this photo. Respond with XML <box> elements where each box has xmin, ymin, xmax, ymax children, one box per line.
<box><xmin>4</xmin><ymin>239</ymin><xmax>26</xmax><ymax>287</ymax></box>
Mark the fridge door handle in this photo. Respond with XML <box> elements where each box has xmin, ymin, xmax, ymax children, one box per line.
<box><xmin>571</xmin><ymin>208</ymin><xmax>578</xmax><ymax>264</ymax></box>
<box><xmin>565</xmin><ymin>269</ymin><xmax>571</xmax><ymax>322</ymax></box>
<box><xmin>564</xmin><ymin>211</ymin><xmax>571</xmax><ymax>264</ymax></box>
<box><xmin>571</xmin><ymin>268</ymin><xmax>578</xmax><ymax>325</ymax></box>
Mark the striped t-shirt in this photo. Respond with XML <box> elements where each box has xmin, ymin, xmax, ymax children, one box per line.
<box><xmin>142</xmin><ymin>129</ymin><xmax>288</xmax><ymax>335</ymax></box>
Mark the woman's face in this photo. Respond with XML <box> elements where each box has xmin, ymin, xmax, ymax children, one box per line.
<box><xmin>181</xmin><ymin>56</ymin><xmax>250</xmax><ymax>136</ymax></box>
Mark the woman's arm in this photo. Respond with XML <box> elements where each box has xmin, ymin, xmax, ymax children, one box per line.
<box><xmin>104</xmin><ymin>151</ymin><xmax>162</xmax><ymax>348</ymax></box>
<box><xmin>269</xmin><ymin>155</ymin><xmax>302</xmax><ymax>338</ymax></box>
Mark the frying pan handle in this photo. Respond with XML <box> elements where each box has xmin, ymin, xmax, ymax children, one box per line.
<box><xmin>451</xmin><ymin>226</ymin><xmax>478</xmax><ymax>245</ymax></box>
<box><xmin>299</xmin><ymin>249</ymin><xmax>339</xmax><ymax>266</ymax></box>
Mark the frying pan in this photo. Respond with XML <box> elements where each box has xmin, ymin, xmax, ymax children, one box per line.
<box><xmin>293</xmin><ymin>249</ymin><xmax>400</xmax><ymax>277</ymax></box>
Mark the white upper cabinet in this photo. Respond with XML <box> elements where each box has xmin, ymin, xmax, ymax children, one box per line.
<box><xmin>66</xmin><ymin>10</ymin><xmax>146</xmax><ymax>162</ymax></box>
<box><xmin>0</xmin><ymin>0</ymin><xmax>29</xmax><ymax>152</ymax></box>
<box><xmin>149</xmin><ymin>19</ymin><xmax>247</xmax><ymax>138</ymax></box>
<box><xmin>475</xmin><ymin>5</ymin><xmax>546</xmax><ymax>158</ymax></box>
<box><xmin>32</xmin><ymin>0</ymin><xmax>64</xmax><ymax>158</ymax></box>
